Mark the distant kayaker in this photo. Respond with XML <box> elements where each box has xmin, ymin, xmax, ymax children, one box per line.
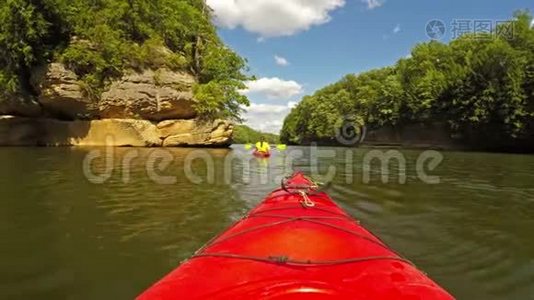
<box><xmin>255</xmin><ymin>137</ymin><xmax>271</xmax><ymax>154</ymax></box>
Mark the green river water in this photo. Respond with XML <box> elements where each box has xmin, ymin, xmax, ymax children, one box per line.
<box><xmin>1</xmin><ymin>146</ymin><xmax>533</xmax><ymax>299</ymax></box>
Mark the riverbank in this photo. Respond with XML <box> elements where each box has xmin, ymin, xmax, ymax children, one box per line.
<box><xmin>362</xmin><ymin>123</ymin><xmax>534</xmax><ymax>153</ymax></box>
<box><xmin>0</xmin><ymin>116</ymin><xmax>233</xmax><ymax>147</ymax></box>
<box><xmin>280</xmin><ymin>13</ymin><xmax>534</xmax><ymax>154</ymax></box>
<box><xmin>0</xmin><ymin>64</ymin><xmax>234</xmax><ymax>148</ymax></box>
<box><xmin>286</xmin><ymin>122</ymin><xmax>534</xmax><ymax>153</ymax></box>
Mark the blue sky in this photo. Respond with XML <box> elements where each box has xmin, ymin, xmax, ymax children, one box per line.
<box><xmin>207</xmin><ymin>0</ymin><xmax>534</xmax><ymax>133</ymax></box>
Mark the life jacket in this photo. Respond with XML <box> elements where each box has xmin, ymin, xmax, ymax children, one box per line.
<box><xmin>255</xmin><ymin>141</ymin><xmax>271</xmax><ymax>153</ymax></box>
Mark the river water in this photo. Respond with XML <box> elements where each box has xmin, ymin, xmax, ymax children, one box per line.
<box><xmin>1</xmin><ymin>146</ymin><xmax>533</xmax><ymax>299</ymax></box>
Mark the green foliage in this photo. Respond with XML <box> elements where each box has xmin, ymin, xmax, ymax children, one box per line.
<box><xmin>0</xmin><ymin>0</ymin><xmax>62</xmax><ymax>96</ymax></box>
<box><xmin>129</xmin><ymin>37</ymin><xmax>188</xmax><ymax>71</ymax></box>
<box><xmin>233</xmin><ymin>125</ymin><xmax>280</xmax><ymax>144</ymax></box>
<box><xmin>194</xmin><ymin>43</ymin><xmax>251</xmax><ymax>120</ymax></box>
<box><xmin>194</xmin><ymin>80</ymin><xmax>249</xmax><ymax>121</ymax></box>
<box><xmin>281</xmin><ymin>11</ymin><xmax>534</xmax><ymax>150</ymax></box>
<box><xmin>0</xmin><ymin>0</ymin><xmax>250</xmax><ymax>120</ymax></box>
<box><xmin>0</xmin><ymin>70</ymin><xmax>20</xmax><ymax>97</ymax></box>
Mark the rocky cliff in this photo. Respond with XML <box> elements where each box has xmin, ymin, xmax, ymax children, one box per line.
<box><xmin>0</xmin><ymin>116</ymin><xmax>233</xmax><ymax>147</ymax></box>
<box><xmin>0</xmin><ymin>63</ymin><xmax>233</xmax><ymax>147</ymax></box>
<box><xmin>100</xmin><ymin>69</ymin><xmax>197</xmax><ymax>121</ymax></box>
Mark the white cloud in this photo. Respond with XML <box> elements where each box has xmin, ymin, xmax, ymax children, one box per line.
<box><xmin>393</xmin><ymin>24</ymin><xmax>401</xmax><ymax>34</ymax></box>
<box><xmin>362</xmin><ymin>0</ymin><xmax>384</xmax><ymax>10</ymax></box>
<box><xmin>530</xmin><ymin>19</ymin><xmax>534</xmax><ymax>28</ymax></box>
<box><xmin>287</xmin><ymin>101</ymin><xmax>298</xmax><ymax>109</ymax></box>
<box><xmin>206</xmin><ymin>0</ymin><xmax>345</xmax><ymax>38</ymax></box>
<box><xmin>274</xmin><ymin>55</ymin><xmax>290</xmax><ymax>66</ymax></box>
<box><xmin>242</xmin><ymin>77</ymin><xmax>303</xmax><ymax>100</ymax></box>
<box><xmin>242</xmin><ymin>102</ymin><xmax>296</xmax><ymax>133</ymax></box>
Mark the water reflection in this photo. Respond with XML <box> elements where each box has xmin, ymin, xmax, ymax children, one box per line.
<box><xmin>0</xmin><ymin>147</ymin><xmax>533</xmax><ymax>299</ymax></box>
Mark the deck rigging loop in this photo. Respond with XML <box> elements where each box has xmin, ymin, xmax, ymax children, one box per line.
<box><xmin>281</xmin><ymin>174</ymin><xmax>332</xmax><ymax>208</ymax></box>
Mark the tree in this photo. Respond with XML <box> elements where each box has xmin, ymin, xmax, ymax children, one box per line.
<box><xmin>233</xmin><ymin>125</ymin><xmax>279</xmax><ymax>144</ymax></box>
<box><xmin>281</xmin><ymin>11</ymin><xmax>534</xmax><ymax>151</ymax></box>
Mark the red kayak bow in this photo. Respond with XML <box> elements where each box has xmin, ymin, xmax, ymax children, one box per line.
<box><xmin>138</xmin><ymin>172</ymin><xmax>454</xmax><ymax>300</ymax></box>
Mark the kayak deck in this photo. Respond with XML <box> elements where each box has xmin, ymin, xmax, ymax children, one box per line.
<box><xmin>138</xmin><ymin>173</ymin><xmax>453</xmax><ymax>300</ymax></box>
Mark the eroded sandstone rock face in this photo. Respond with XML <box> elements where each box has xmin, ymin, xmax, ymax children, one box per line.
<box><xmin>31</xmin><ymin>63</ymin><xmax>95</xmax><ymax>119</ymax></box>
<box><xmin>0</xmin><ymin>116</ymin><xmax>40</xmax><ymax>146</ymax></box>
<box><xmin>158</xmin><ymin>119</ymin><xmax>233</xmax><ymax>147</ymax></box>
<box><xmin>2</xmin><ymin>62</ymin><xmax>233</xmax><ymax>148</ymax></box>
<box><xmin>0</xmin><ymin>97</ymin><xmax>41</xmax><ymax>117</ymax></box>
<box><xmin>0</xmin><ymin>117</ymin><xmax>232</xmax><ymax>147</ymax></box>
<box><xmin>100</xmin><ymin>69</ymin><xmax>197</xmax><ymax>121</ymax></box>
<box><xmin>70</xmin><ymin>119</ymin><xmax>162</xmax><ymax>147</ymax></box>
<box><xmin>0</xmin><ymin>117</ymin><xmax>160</xmax><ymax>147</ymax></box>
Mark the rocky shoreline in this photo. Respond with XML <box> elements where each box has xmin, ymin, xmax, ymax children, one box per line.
<box><xmin>0</xmin><ymin>116</ymin><xmax>232</xmax><ymax>147</ymax></box>
<box><xmin>0</xmin><ymin>63</ymin><xmax>233</xmax><ymax>147</ymax></box>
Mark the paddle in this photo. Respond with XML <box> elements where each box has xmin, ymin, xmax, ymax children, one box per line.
<box><xmin>244</xmin><ymin>144</ymin><xmax>287</xmax><ymax>151</ymax></box>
